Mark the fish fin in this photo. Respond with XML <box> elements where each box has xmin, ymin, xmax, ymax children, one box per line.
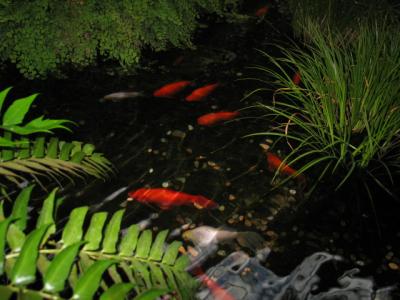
<box><xmin>236</xmin><ymin>232</ymin><xmax>265</xmax><ymax>250</ymax></box>
<box><xmin>193</xmin><ymin>202</ymin><xmax>204</xmax><ymax>209</ymax></box>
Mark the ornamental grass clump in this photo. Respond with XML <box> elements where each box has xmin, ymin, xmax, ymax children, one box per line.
<box><xmin>285</xmin><ymin>0</ymin><xmax>394</xmax><ymax>38</ymax></box>
<box><xmin>250</xmin><ymin>19</ymin><xmax>400</xmax><ymax>194</ymax></box>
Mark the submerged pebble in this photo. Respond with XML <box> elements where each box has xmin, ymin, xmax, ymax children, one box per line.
<box><xmin>217</xmin><ymin>250</ymin><xmax>226</xmax><ymax>256</ymax></box>
<box><xmin>171</xmin><ymin>130</ymin><xmax>186</xmax><ymax>139</ymax></box>
<box><xmin>162</xmin><ymin>182</ymin><xmax>169</xmax><ymax>188</ymax></box>
<box><xmin>388</xmin><ymin>262</ymin><xmax>399</xmax><ymax>270</ymax></box>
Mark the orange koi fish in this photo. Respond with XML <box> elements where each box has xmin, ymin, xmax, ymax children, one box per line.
<box><xmin>197</xmin><ymin>111</ymin><xmax>239</xmax><ymax>126</ymax></box>
<box><xmin>185</xmin><ymin>83</ymin><xmax>219</xmax><ymax>102</ymax></box>
<box><xmin>127</xmin><ymin>188</ymin><xmax>218</xmax><ymax>210</ymax></box>
<box><xmin>266</xmin><ymin>152</ymin><xmax>306</xmax><ymax>182</ymax></box>
<box><xmin>153</xmin><ymin>81</ymin><xmax>192</xmax><ymax>98</ymax></box>
<box><xmin>255</xmin><ymin>5</ymin><xmax>269</xmax><ymax>17</ymax></box>
<box><xmin>292</xmin><ymin>71</ymin><xmax>301</xmax><ymax>85</ymax></box>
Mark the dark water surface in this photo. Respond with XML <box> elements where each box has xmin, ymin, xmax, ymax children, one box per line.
<box><xmin>1</xmin><ymin>2</ymin><xmax>399</xmax><ymax>298</ymax></box>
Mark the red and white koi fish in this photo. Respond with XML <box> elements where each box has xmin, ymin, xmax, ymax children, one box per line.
<box><xmin>185</xmin><ymin>83</ymin><xmax>219</xmax><ymax>102</ymax></box>
<box><xmin>197</xmin><ymin>111</ymin><xmax>239</xmax><ymax>126</ymax></box>
<box><xmin>153</xmin><ymin>81</ymin><xmax>192</xmax><ymax>98</ymax></box>
<box><xmin>127</xmin><ymin>188</ymin><xmax>218</xmax><ymax>210</ymax></box>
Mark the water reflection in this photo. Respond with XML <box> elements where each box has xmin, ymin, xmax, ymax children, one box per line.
<box><xmin>194</xmin><ymin>250</ymin><xmax>394</xmax><ymax>300</ymax></box>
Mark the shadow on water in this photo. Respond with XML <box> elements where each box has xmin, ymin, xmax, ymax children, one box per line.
<box><xmin>1</xmin><ymin>1</ymin><xmax>399</xmax><ymax>298</ymax></box>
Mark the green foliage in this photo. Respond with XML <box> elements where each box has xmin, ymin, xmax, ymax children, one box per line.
<box><xmin>0</xmin><ymin>0</ymin><xmax>240</xmax><ymax>79</ymax></box>
<box><xmin>0</xmin><ymin>135</ymin><xmax>112</xmax><ymax>187</ymax></box>
<box><xmin>248</xmin><ymin>18</ymin><xmax>400</xmax><ymax>194</ymax></box>
<box><xmin>0</xmin><ymin>186</ymin><xmax>196</xmax><ymax>299</ymax></box>
<box><xmin>0</xmin><ymin>87</ymin><xmax>71</xmax><ymax>141</ymax></box>
<box><xmin>285</xmin><ymin>0</ymin><xmax>395</xmax><ymax>37</ymax></box>
<box><xmin>0</xmin><ymin>87</ymin><xmax>112</xmax><ymax>187</ymax></box>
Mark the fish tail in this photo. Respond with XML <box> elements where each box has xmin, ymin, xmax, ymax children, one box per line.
<box><xmin>192</xmin><ymin>196</ymin><xmax>218</xmax><ymax>209</ymax></box>
<box><xmin>236</xmin><ymin>232</ymin><xmax>265</xmax><ymax>250</ymax></box>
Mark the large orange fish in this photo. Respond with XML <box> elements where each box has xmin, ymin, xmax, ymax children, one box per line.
<box><xmin>197</xmin><ymin>111</ymin><xmax>239</xmax><ymax>126</ymax></box>
<box><xmin>127</xmin><ymin>188</ymin><xmax>218</xmax><ymax>210</ymax></box>
<box><xmin>185</xmin><ymin>83</ymin><xmax>219</xmax><ymax>102</ymax></box>
<box><xmin>153</xmin><ymin>81</ymin><xmax>192</xmax><ymax>98</ymax></box>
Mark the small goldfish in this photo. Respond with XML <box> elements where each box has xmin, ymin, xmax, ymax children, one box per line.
<box><xmin>255</xmin><ymin>5</ymin><xmax>269</xmax><ymax>17</ymax></box>
<box><xmin>102</xmin><ymin>91</ymin><xmax>144</xmax><ymax>102</ymax></box>
<box><xmin>260</xmin><ymin>144</ymin><xmax>305</xmax><ymax>182</ymax></box>
<box><xmin>185</xmin><ymin>83</ymin><xmax>219</xmax><ymax>102</ymax></box>
<box><xmin>292</xmin><ymin>71</ymin><xmax>301</xmax><ymax>85</ymax></box>
<box><xmin>127</xmin><ymin>188</ymin><xmax>218</xmax><ymax>210</ymax></box>
<box><xmin>153</xmin><ymin>81</ymin><xmax>192</xmax><ymax>98</ymax></box>
<box><xmin>192</xmin><ymin>266</ymin><xmax>237</xmax><ymax>300</ymax></box>
<box><xmin>183</xmin><ymin>226</ymin><xmax>265</xmax><ymax>250</ymax></box>
<box><xmin>197</xmin><ymin>111</ymin><xmax>239</xmax><ymax>126</ymax></box>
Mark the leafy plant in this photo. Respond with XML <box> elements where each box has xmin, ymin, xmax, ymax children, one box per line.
<box><xmin>0</xmin><ymin>0</ymin><xmax>240</xmax><ymax>79</ymax></box>
<box><xmin>0</xmin><ymin>186</ymin><xmax>197</xmax><ymax>299</ymax></box>
<box><xmin>284</xmin><ymin>0</ymin><xmax>395</xmax><ymax>38</ymax></box>
<box><xmin>248</xmin><ymin>18</ymin><xmax>400</xmax><ymax>195</ymax></box>
<box><xmin>0</xmin><ymin>87</ymin><xmax>112</xmax><ymax>188</ymax></box>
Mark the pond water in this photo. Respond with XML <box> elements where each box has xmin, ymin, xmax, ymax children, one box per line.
<box><xmin>1</xmin><ymin>2</ymin><xmax>399</xmax><ymax>299</ymax></box>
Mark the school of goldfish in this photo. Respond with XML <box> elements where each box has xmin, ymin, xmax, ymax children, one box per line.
<box><xmin>117</xmin><ymin>5</ymin><xmax>311</xmax><ymax>299</ymax></box>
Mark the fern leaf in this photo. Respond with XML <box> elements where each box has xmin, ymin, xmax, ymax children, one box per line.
<box><xmin>0</xmin><ymin>217</ymin><xmax>15</xmax><ymax>275</ymax></box>
<box><xmin>83</xmin><ymin>212</ymin><xmax>108</xmax><ymax>251</ymax></box>
<box><xmin>61</xmin><ymin>206</ymin><xmax>88</xmax><ymax>247</ymax></box>
<box><xmin>72</xmin><ymin>260</ymin><xmax>117</xmax><ymax>299</ymax></box>
<box><xmin>102</xmin><ymin>209</ymin><xmax>124</xmax><ymax>254</ymax></box>
<box><xmin>148</xmin><ymin>230</ymin><xmax>169</xmax><ymax>261</ymax></box>
<box><xmin>10</xmin><ymin>185</ymin><xmax>34</xmax><ymax>231</ymax></box>
<box><xmin>11</xmin><ymin>225</ymin><xmax>50</xmax><ymax>286</ymax></box>
<box><xmin>43</xmin><ymin>241</ymin><xmax>85</xmax><ymax>293</ymax></box>
<box><xmin>119</xmin><ymin>224</ymin><xmax>140</xmax><ymax>256</ymax></box>
<box><xmin>135</xmin><ymin>230</ymin><xmax>152</xmax><ymax>259</ymax></box>
<box><xmin>100</xmin><ymin>282</ymin><xmax>135</xmax><ymax>300</ymax></box>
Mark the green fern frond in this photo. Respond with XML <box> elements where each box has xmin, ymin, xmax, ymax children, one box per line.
<box><xmin>0</xmin><ymin>186</ymin><xmax>197</xmax><ymax>300</ymax></box>
<box><xmin>0</xmin><ymin>136</ymin><xmax>113</xmax><ymax>187</ymax></box>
